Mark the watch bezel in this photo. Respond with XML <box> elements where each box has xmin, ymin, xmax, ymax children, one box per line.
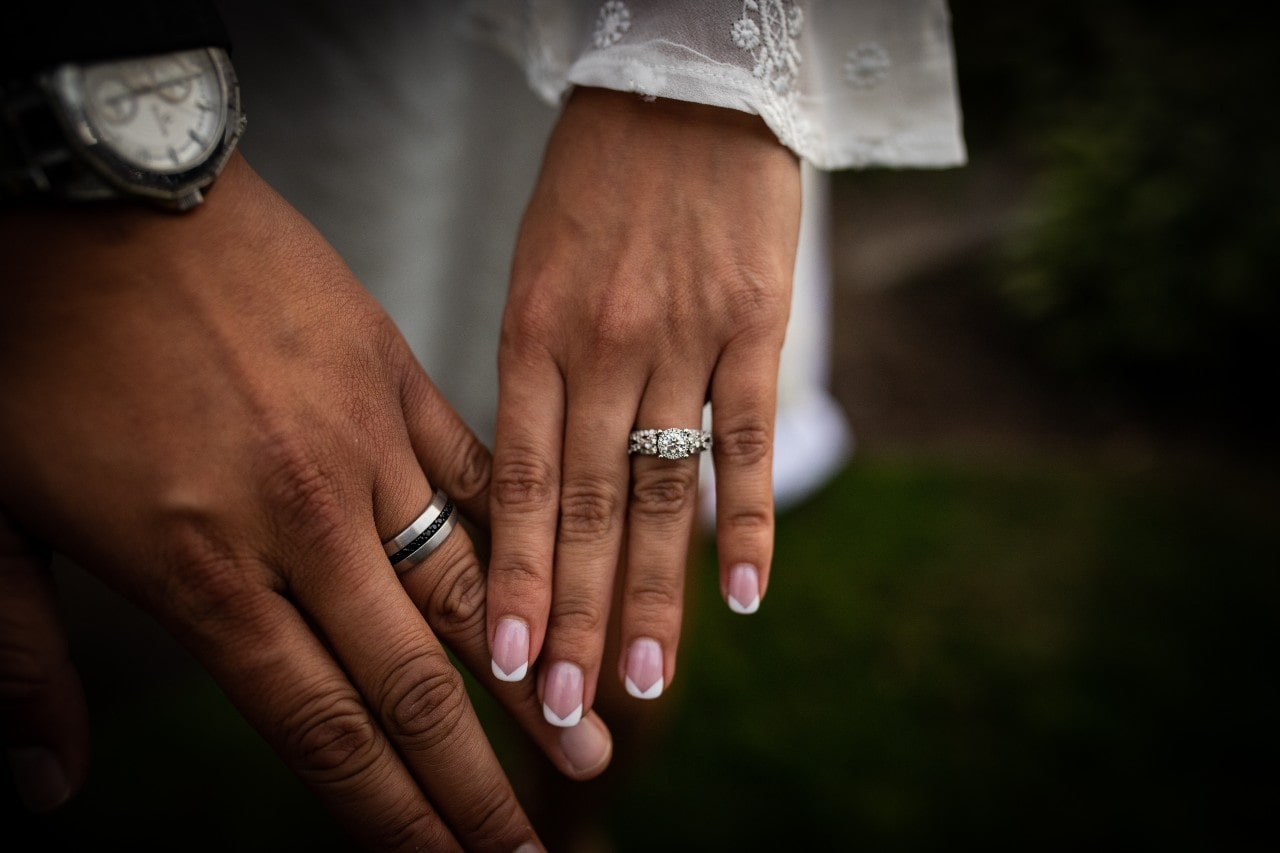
<box><xmin>43</xmin><ymin>47</ymin><xmax>244</xmax><ymax>209</ymax></box>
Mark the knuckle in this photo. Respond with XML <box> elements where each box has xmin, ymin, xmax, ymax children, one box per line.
<box><xmin>499</xmin><ymin>292</ymin><xmax>559</xmax><ymax>366</ymax></box>
<box><xmin>630</xmin><ymin>467</ymin><xmax>699</xmax><ymax>528</ymax></box>
<box><xmin>582</xmin><ymin>295</ymin><xmax>644</xmax><ymax>355</ymax></box>
<box><xmin>447</xmin><ymin>435</ymin><xmax>493</xmax><ymax>507</ymax></box>
<box><xmin>156</xmin><ymin>518</ymin><xmax>276</xmax><ymax>633</ymax></box>
<box><xmin>627</xmin><ymin>574</ymin><xmax>683</xmax><ymax>616</ymax></box>
<box><xmin>490</xmin><ymin>553</ymin><xmax>549</xmax><ymax>598</ymax></box>
<box><xmin>285</xmin><ymin>691</ymin><xmax>383</xmax><ymax>786</ymax></box>
<box><xmin>716</xmin><ymin>419</ymin><xmax>773</xmax><ymax>468</ymax></box>
<box><xmin>424</xmin><ymin>542</ymin><xmax>486</xmax><ymax>634</ymax></box>
<box><xmin>491</xmin><ymin>454</ymin><xmax>557</xmax><ymax>514</ymax></box>
<box><xmin>507</xmin><ymin>279</ymin><xmax>648</xmax><ymax>365</ymax></box>
<box><xmin>379</xmin><ymin>647</ymin><xmax>470</xmax><ymax>750</ymax></box>
<box><xmin>256</xmin><ymin>435</ymin><xmax>349</xmax><ymax>539</ymax></box>
<box><xmin>550</xmin><ymin>591</ymin><xmax>607</xmax><ymax>639</ymax></box>
<box><xmin>497</xmin><ymin>332</ymin><xmax>546</xmax><ymax>374</ymax></box>
<box><xmin>558</xmin><ymin>476</ymin><xmax>621</xmax><ymax>542</ymax></box>
<box><xmin>725</xmin><ymin>504</ymin><xmax>774</xmax><ymax>535</ymax></box>
<box><xmin>503</xmin><ymin>283</ymin><xmax>557</xmax><ymax>338</ymax></box>
<box><xmin>718</xmin><ymin>265</ymin><xmax>790</xmax><ymax>332</ymax></box>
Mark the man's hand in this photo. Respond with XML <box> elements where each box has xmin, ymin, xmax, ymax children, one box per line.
<box><xmin>0</xmin><ymin>153</ymin><xmax>610</xmax><ymax>851</ymax></box>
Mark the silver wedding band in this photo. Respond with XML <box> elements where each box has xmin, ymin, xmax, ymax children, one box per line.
<box><xmin>384</xmin><ymin>489</ymin><xmax>457</xmax><ymax>571</ymax></box>
<box><xmin>628</xmin><ymin>428</ymin><xmax>713</xmax><ymax>460</ymax></box>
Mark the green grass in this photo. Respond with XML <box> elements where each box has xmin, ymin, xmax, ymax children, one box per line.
<box><xmin>598</xmin><ymin>455</ymin><xmax>1279</xmax><ymax>851</ymax></box>
<box><xmin>4</xmin><ymin>453</ymin><xmax>1276</xmax><ymax>851</ymax></box>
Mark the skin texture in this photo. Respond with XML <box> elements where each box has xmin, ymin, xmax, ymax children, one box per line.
<box><xmin>0</xmin><ymin>153</ymin><xmax>611</xmax><ymax>851</ymax></box>
<box><xmin>487</xmin><ymin>88</ymin><xmax>801</xmax><ymax>722</ymax></box>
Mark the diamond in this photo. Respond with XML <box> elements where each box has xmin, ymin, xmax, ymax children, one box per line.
<box><xmin>656</xmin><ymin>428</ymin><xmax>693</xmax><ymax>459</ymax></box>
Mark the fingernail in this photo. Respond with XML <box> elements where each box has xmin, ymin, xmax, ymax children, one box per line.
<box><xmin>624</xmin><ymin>637</ymin><xmax>664</xmax><ymax>700</ymax></box>
<box><xmin>727</xmin><ymin>563</ymin><xmax>761</xmax><ymax>614</ymax></box>
<box><xmin>6</xmin><ymin>747</ymin><xmax>70</xmax><ymax>813</ymax></box>
<box><xmin>491</xmin><ymin>618</ymin><xmax>530</xmax><ymax>682</ymax></box>
<box><xmin>513</xmin><ymin>843</ymin><xmax>542</xmax><ymax>853</ymax></box>
<box><xmin>543</xmin><ymin>661</ymin><xmax>584</xmax><ymax>727</ymax></box>
<box><xmin>559</xmin><ymin>715</ymin><xmax>612</xmax><ymax>776</ymax></box>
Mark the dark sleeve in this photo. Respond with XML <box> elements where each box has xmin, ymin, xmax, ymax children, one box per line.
<box><xmin>2</xmin><ymin>0</ymin><xmax>230</xmax><ymax>76</ymax></box>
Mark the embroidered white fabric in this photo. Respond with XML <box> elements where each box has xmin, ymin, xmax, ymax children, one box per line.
<box><xmin>462</xmin><ymin>0</ymin><xmax>966</xmax><ymax>169</ymax></box>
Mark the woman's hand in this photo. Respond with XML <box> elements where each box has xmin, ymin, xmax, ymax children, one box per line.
<box><xmin>487</xmin><ymin>87</ymin><xmax>801</xmax><ymax>725</ymax></box>
<box><xmin>0</xmin><ymin>153</ymin><xmax>610</xmax><ymax>850</ymax></box>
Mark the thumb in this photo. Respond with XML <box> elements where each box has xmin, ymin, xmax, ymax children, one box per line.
<box><xmin>0</xmin><ymin>512</ymin><xmax>88</xmax><ymax>813</ymax></box>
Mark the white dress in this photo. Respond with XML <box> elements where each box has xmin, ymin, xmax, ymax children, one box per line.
<box><xmin>217</xmin><ymin>0</ymin><xmax>965</xmax><ymax>513</ymax></box>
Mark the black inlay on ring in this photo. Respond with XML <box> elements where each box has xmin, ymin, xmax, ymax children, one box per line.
<box><xmin>388</xmin><ymin>500</ymin><xmax>455</xmax><ymax>566</ymax></box>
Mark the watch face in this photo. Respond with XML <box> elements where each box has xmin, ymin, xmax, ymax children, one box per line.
<box><xmin>79</xmin><ymin>49</ymin><xmax>228</xmax><ymax>174</ymax></box>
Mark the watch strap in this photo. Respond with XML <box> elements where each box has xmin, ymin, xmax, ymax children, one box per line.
<box><xmin>0</xmin><ymin>77</ymin><xmax>112</xmax><ymax>202</ymax></box>
<box><xmin>4</xmin><ymin>0</ymin><xmax>231</xmax><ymax>77</ymax></box>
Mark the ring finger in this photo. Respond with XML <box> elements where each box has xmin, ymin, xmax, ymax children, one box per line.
<box><xmin>617</xmin><ymin>372</ymin><xmax>710</xmax><ymax>702</ymax></box>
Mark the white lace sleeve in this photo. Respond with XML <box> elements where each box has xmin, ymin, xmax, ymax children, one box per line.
<box><xmin>462</xmin><ymin>0</ymin><xmax>965</xmax><ymax>169</ymax></box>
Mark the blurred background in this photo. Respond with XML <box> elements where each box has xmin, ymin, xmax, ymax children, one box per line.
<box><xmin>4</xmin><ymin>0</ymin><xmax>1277</xmax><ymax>849</ymax></box>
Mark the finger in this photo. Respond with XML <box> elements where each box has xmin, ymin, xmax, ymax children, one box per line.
<box><xmin>487</xmin><ymin>348</ymin><xmax>564</xmax><ymax>683</ymax></box>
<box><xmin>287</xmin><ymin>521</ymin><xmax>543</xmax><ymax>853</ymax></box>
<box><xmin>180</xmin><ymin>583</ymin><xmax>466</xmax><ymax>852</ymax></box>
<box><xmin>390</xmin><ymin>377</ymin><xmax>611</xmax><ymax>782</ymax></box>
<box><xmin>709</xmin><ymin>336</ymin><xmax>783</xmax><ymax>615</ymax></box>
<box><xmin>617</xmin><ymin>376</ymin><xmax>709</xmax><ymax>702</ymax></box>
<box><xmin>398</xmin><ymin>356</ymin><xmax>493</xmax><ymax>529</ymax></box>
<box><xmin>537</xmin><ymin>376</ymin><xmax>635</xmax><ymax>728</ymax></box>
<box><xmin>390</xmin><ymin>488</ymin><xmax>612</xmax><ymax>781</ymax></box>
<box><xmin>0</xmin><ymin>515</ymin><xmax>87</xmax><ymax>814</ymax></box>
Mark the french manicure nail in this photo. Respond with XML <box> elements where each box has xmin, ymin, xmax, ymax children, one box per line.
<box><xmin>491</xmin><ymin>617</ymin><xmax>530</xmax><ymax>682</ymax></box>
<box><xmin>543</xmin><ymin>661</ymin><xmax>584</xmax><ymax>727</ymax></box>
<box><xmin>559</xmin><ymin>714</ymin><xmax>612</xmax><ymax>776</ymax></box>
<box><xmin>728</xmin><ymin>563</ymin><xmax>761</xmax><ymax>614</ymax></box>
<box><xmin>624</xmin><ymin>637</ymin><xmax>664</xmax><ymax>700</ymax></box>
<box><xmin>6</xmin><ymin>747</ymin><xmax>70</xmax><ymax>813</ymax></box>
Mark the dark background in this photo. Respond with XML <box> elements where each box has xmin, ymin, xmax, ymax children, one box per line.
<box><xmin>4</xmin><ymin>1</ymin><xmax>1277</xmax><ymax>850</ymax></box>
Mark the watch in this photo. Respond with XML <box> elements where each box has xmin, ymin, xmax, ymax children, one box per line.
<box><xmin>0</xmin><ymin>46</ymin><xmax>245</xmax><ymax>211</ymax></box>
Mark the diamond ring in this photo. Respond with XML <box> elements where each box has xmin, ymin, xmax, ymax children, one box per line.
<box><xmin>628</xmin><ymin>428</ymin><xmax>712</xmax><ymax>460</ymax></box>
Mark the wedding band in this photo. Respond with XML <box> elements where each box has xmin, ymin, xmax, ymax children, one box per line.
<box><xmin>628</xmin><ymin>428</ymin><xmax>713</xmax><ymax>460</ymax></box>
<box><xmin>384</xmin><ymin>490</ymin><xmax>457</xmax><ymax>571</ymax></box>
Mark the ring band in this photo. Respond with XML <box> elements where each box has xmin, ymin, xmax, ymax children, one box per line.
<box><xmin>628</xmin><ymin>428</ymin><xmax>713</xmax><ymax>460</ymax></box>
<box><xmin>384</xmin><ymin>490</ymin><xmax>457</xmax><ymax>571</ymax></box>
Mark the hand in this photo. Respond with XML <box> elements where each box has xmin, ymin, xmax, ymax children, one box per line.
<box><xmin>0</xmin><ymin>154</ymin><xmax>611</xmax><ymax>851</ymax></box>
<box><xmin>486</xmin><ymin>88</ymin><xmax>801</xmax><ymax>724</ymax></box>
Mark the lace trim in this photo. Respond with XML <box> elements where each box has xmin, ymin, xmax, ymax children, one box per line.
<box><xmin>732</xmin><ymin>0</ymin><xmax>803</xmax><ymax>96</ymax></box>
<box><xmin>731</xmin><ymin>0</ymin><xmax>812</xmax><ymax>162</ymax></box>
<box><xmin>462</xmin><ymin>0</ymin><xmax>967</xmax><ymax>170</ymax></box>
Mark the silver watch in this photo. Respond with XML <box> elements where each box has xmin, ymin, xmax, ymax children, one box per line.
<box><xmin>0</xmin><ymin>47</ymin><xmax>245</xmax><ymax>211</ymax></box>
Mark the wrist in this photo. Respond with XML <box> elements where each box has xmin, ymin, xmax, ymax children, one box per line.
<box><xmin>563</xmin><ymin>85</ymin><xmax>794</xmax><ymax>159</ymax></box>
